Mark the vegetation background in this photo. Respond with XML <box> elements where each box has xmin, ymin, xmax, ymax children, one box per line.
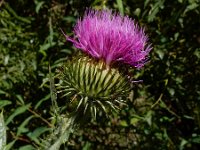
<box><xmin>0</xmin><ymin>0</ymin><xmax>200</xmax><ymax>149</ymax></box>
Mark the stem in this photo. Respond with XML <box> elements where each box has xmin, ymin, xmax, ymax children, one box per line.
<box><xmin>48</xmin><ymin>116</ymin><xmax>75</xmax><ymax>150</ymax></box>
<box><xmin>28</xmin><ymin>108</ymin><xmax>53</xmax><ymax>128</ymax></box>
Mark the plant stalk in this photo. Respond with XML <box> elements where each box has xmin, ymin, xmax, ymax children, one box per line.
<box><xmin>48</xmin><ymin>116</ymin><xmax>75</xmax><ymax>150</ymax></box>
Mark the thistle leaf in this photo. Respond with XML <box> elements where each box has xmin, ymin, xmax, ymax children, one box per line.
<box><xmin>0</xmin><ymin>111</ymin><xmax>6</xmax><ymax>150</ymax></box>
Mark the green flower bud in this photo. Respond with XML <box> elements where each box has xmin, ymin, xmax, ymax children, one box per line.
<box><xmin>57</xmin><ymin>56</ymin><xmax>131</xmax><ymax>119</ymax></box>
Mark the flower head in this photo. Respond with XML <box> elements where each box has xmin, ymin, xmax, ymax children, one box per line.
<box><xmin>63</xmin><ymin>9</ymin><xmax>152</xmax><ymax>68</ymax></box>
<box><xmin>57</xmin><ymin>56</ymin><xmax>130</xmax><ymax>118</ymax></box>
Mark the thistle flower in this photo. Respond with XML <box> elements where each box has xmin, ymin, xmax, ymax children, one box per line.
<box><xmin>58</xmin><ymin>9</ymin><xmax>152</xmax><ymax>119</ymax></box>
<box><xmin>63</xmin><ymin>9</ymin><xmax>152</xmax><ymax>68</ymax></box>
<box><xmin>48</xmin><ymin>9</ymin><xmax>152</xmax><ymax>149</ymax></box>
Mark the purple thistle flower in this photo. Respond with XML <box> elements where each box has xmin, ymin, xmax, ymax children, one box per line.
<box><xmin>63</xmin><ymin>9</ymin><xmax>152</xmax><ymax>68</ymax></box>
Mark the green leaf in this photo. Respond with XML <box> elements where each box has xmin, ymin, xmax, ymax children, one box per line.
<box><xmin>130</xmin><ymin>117</ymin><xmax>139</xmax><ymax>125</ymax></box>
<box><xmin>83</xmin><ymin>141</ymin><xmax>92</xmax><ymax>150</ymax></box>
<box><xmin>156</xmin><ymin>50</ymin><xmax>165</xmax><ymax>60</ymax></box>
<box><xmin>194</xmin><ymin>48</ymin><xmax>200</xmax><ymax>58</ymax></box>
<box><xmin>178</xmin><ymin>0</ymin><xmax>183</xmax><ymax>3</ymax></box>
<box><xmin>36</xmin><ymin>1</ymin><xmax>45</xmax><ymax>14</ymax></box>
<box><xmin>191</xmin><ymin>135</ymin><xmax>200</xmax><ymax>144</ymax></box>
<box><xmin>17</xmin><ymin>116</ymin><xmax>35</xmax><ymax>136</ymax></box>
<box><xmin>19</xmin><ymin>145</ymin><xmax>36</xmax><ymax>150</ymax></box>
<box><xmin>145</xmin><ymin>111</ymin><xmax>153</xmax><ymax>126</ymax></box>
<box><xmin>116</xmin><ymin>0</ymin><xmax>124</xmax><ymax>16</ymax></box>
<box><xmin>16</xmin><ymin>94</ymin><xmax>24</xmax><ymax>105</ymax></box>
<box><xmin>183</xmin><ymin>2</ymin><xmax>199</xmax><ymax>15</ymax></box>
<box><xmin>134</xmin><ymin>8</ymin><xmax>141</xmax><ymax>17</ymax></box>
<box><xmin>0</xmin><ymin>90</ymin><xmax>6</xmax><ymax>95</ymax></box>
<box><xmin>179</xmin><ymin>139</ymin><xmax>188</xmax><ymax>150</ymax></box>
<box><xmin>48</xmin><ymin>18</ymin><xmax>54</xmax><ymax>45</ymax></box>
<box><xmin>120</xmin><ymin>120</ymin><xmax>128</xmax><ymax>127</ymax></box>
<box><xmin>5</xmin><ymin>140</ymin><xmax>16</xmax><ymax>150</ymax></box>
<box><xmin>27</xmin><ymin>127</ymin><xmax>50</xmax><ymax>144</ymax></box>
<box><xmin>62</xmin><ymin>16</ymin><xmax>76</xmax><ymax>23</ymax></box>
<box><xmin>5</xmin><ymin>103</ymin><xmax>31</xmax><ymax>125</ymax></box>
<box><xmin>34</xmin><ymin>94</ymin><xmax>50</xmax><ymax>109</ymax></box>
<box><xmin>0</xmin><ymin>112</ymin><xmax>6</xmax><ymax>150</ymax></box>
<box><xmin>4</xmin><ymin>2</ymin><xmax>31</xmax><ymax>24</ymax></box>
<box><xmin>148</xmin><ymin>0</ymin><xmax>165</xmax><ymax>22</ymax></box>
<box><xmin>0</xmin><ymin>100</ymin><xmax>12</xmax><ymax>108</ymax></box>
<box><xmin>144</xmin><ymin>0</ymin><xmax>151</xmax><ymax>8</ymax></box>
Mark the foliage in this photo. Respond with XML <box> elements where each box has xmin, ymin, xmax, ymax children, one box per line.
<box><xmin>0</xmin><ymin>0</ymin><xmax>200</xmax><ymax>149</ymax></box>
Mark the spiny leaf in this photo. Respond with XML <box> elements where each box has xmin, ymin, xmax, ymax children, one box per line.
<box><xmin>0</xmin><ymin>112</ymin><xmax>6</xmax><ymax>150</ymax></box>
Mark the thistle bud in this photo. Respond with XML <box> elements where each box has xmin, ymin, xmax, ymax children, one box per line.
<box><xmin>57</xmin><ymin>56</ymin><xmax>130</xmax><ymax>119</ymax></box>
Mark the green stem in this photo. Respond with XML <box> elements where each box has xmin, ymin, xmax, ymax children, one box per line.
<box><xmin>48</xmin><ymin>116</ymin><xmax>75</xmax><ymax>150</ymax></box>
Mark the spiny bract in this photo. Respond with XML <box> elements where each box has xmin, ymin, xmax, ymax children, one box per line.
<box><xmin>57</xmin><ymin>56</ymin><xmax>130</xmax><ymax>118</ymax></box>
